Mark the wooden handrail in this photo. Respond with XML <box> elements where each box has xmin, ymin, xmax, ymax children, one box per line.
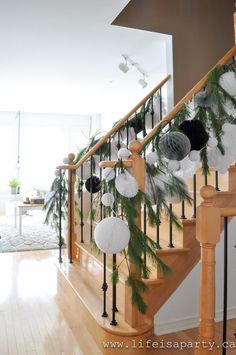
<box><xmin>141</xmin><ymin>45</ymin><xmax>236</xmax><ymax>148</ymax></box>
<box><xmin>57</xmin><ymin>75</ymin><xmax>171</xmax><ymax>170</ymax></box>
<box><xmin>220</xmin><ymin>207</ymin><xmax>236</xmax><ymax>217</ymax></box>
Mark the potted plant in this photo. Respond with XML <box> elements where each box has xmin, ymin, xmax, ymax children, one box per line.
<box><xmin>9</xmin><ymin>178</ymin><xmax>20</xmax><ymax>194</ymax></box>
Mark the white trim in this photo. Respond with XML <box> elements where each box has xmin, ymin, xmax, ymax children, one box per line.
<box><xmin>154</xmin><ymin>307</ymin><xmax>236</xmax><ymax>336</ymax></box>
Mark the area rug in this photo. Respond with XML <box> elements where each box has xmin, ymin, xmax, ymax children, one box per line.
<box><xmin>0</xmin><ymin>214</ymin><xmax>60</xmax><ymax>253</ymax></box>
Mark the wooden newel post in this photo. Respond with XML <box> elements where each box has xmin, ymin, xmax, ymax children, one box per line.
<box><xmin>196</xmin><ymin>186</ymin><xmax>221</xmax><ymax>348</ymax></box>
<box><xmin>124</xmin><ymin>140</ymin><xmax>146</xmax><ymax>328</ymax></box>
<box><xmin>67</xmin><ymin>153</ymin><xmax>77</xmax><ymax>261</ymax></box>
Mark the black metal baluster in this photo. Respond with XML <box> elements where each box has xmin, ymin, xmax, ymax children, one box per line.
<box><xmin>102</xmin><ymin>251</ymin><xmax>108</xmax><ymax>318</ymax></box>
<box><xmin>80</xmin><ymin>165</ymin><xmax>84</xmax><ymax>243</ymax></box>
<box><xmin>192</xmin><ymin>174</ymin><xmax>197</xmax><ymax>218</ymax></box>
<box><xmin>69</xmin><ymin>170</ymin><xmax>73</xmax><ymax>263</ymax></box>
<box><xmin>152</xmin><ymin>96</ymin><xmax>160</xmax><ymax>244</ymax></box>
<box><xmin>111</xmin><ymin>169</ymin><xmax>118</xmax><ymax>325</ymax></box>
<box><xmin>90</xmin><ymin>156</ymin><xmax>93</xmax><ymax>243</ymax></box>
<box><xmin>222</xmin><ymin>217</ymin><xmax>228</xmax><ymax>355</ymax></box>
<box><xmin>168</xmin><ymin>204</ymin><xmax>174</xmax><ymax>248</ymax></box>
<box><xmin>58</xmin><ymin>169</ymin><xmax>63</xmax><ymax>263</ymax></box>
<box><xmin>159</xmin><ymin>88</ymin><xmax>163</xmax><ymax>121</ymax></box>
<box><xmin>204</xmin><ymin>172</ymin><xmax>208</xmax><ymax>186</ymax></box>
<box><xmin>126</xmin><ymin>119</ymin><xmax>129</xmax><ymax>148</ymax></box>
<box><xmin>215</xmin><ymin>171</ymin><xmax>220</xmax><ymax>191</ymax></box>
<box><xmin>181</xmin><ymin>201</ymin><xmax>186</xmax><ymax>219</ymax></box>
<box><xmin>110</xmin><ymin>253</ymin><xmax>118</xmax><ymax>326</ymax></box>
<box><xmin>151</xmin><ymin>95</ymin><xmax>155</xmax><ymax>151</ymax></box>
<box><xmin>100</xmin><ymin>146</ymin><xmax>108</xmax><ymax>318</ymax></box>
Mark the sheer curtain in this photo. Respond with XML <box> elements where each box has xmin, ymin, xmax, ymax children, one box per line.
<box><xmin>0</xmin><ymin>111</ymin><xmax>101</xmax><ymax>213</ymax></box>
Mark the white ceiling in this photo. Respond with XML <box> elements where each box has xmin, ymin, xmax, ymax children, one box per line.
<box><xmin>0</xmin><ymin>0</ymin><xmax>169</xmax><ymax>120</ymax></box>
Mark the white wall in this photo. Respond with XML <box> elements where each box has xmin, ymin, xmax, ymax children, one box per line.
<box><xmin>155</xmin><ymin>217</ymin><xmax>236</xmax><ymax>335</ymax></box>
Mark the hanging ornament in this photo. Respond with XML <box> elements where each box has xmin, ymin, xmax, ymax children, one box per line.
<box><xmin>159</xmin><ymin>132</ymin><xmax>191</xmax><ymax>161</ymax></box>
<box><xmin>174</xmin><ymin>156</ymin><xmax>200</xmax><ymax>181</ymax></box>
<box><xmin>85</xmin><ymin>176</ymin><xmax>101</xmax><ymax>193</ymax></box>
<box><xmin>207</xmin><ymin>147</ymin><xmax>234</xmax><ymax>174</ymax></box>
<box><xmin>102</xmin><ymin>167</ymin><xmax>115</xmax><ymax>181</ymax></box>
<box><xmin>167</xmin><ymin>160</ymin><xmax>180</xmax><ymax>172</ymax></box>
<box><xmin>146</xmin><ymin>151</ymin><xmax>159</xmax><ymax>165</ymax></box>
<box><xmin>130</xmin><ymin>117</ymin><xmax>144</xmax><ymax>134</ymax></box>
<box><xmin>63</xmin><ymin>157</ymin><xmax>69</xmax><ymax>164</ymax></box>
<box><xmin>194</xmin><ymin>91</ymin><xmax>214</xmax><ymax>108</ymax></box>
<box><xmin>179</xmin><ymin>120</ymin><xmax>209</xmax><ymax>151</ymax></box>
<box><xmin>118</xmin><ymin>148</ymin><xmax>131</xmax><ymax>160</ymax></box>
<box><xmin>94</xmin><ymin>217</ymin><xmax>130</xmax><ymax>254</ymax></box>
<box><xmin>189</xmin><ymin>150</ymin><xmax>201</xmax><ymax>162</ymax></box>
<box><xmin>76</xmin><ymin>162</ymin><xmax>91</xmax><ymax>180</ymax></box>
<box><xmin>219</xmin><ymin>71</ymin><xmax>236</xmax><ymax>97</ymax></box>
<box><xmin>223</xmin><ymin>99</ymin><xmax>236</xmax><ymax>117</ymax></box>
<box><xmin>110</xmin><ymin>140</ymin><xmax>126</xmax><ymax>160</ymax></box>
<box><xmin>115</xmin><ymin>171</ymin><xmax>138</xmax><ymax>198</ymax></box>
<box><xmin>101</xmin><ymin>193</ymin><xmax>115</xmax><ymax>207</ymax></box>
<box><xmin>207</xmin><ymin>137</ymin><xmax>218</xmax><ymax>148</ymax></box>
<box><xmin>222</xmin><ymin>122</ymin><xmax>232</xmax><ymax>133</ymax></box>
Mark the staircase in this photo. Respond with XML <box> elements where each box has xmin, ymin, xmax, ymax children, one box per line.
<box><xmin>55</xmin><ymin>44</ymin><xmax>236</xmax><ymax>354</ymax></box>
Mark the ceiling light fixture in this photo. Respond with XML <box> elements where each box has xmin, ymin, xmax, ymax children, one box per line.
<box><xmin>118</xmin><ymin>55</ymin><xmax>129</xmax><ymax>74</ymax></box>
<box><xmin>118</xmin><ymin>54</ymin><xmax>148</xmax><ymax>88</ymax></box>
<box><xmin>138</xmin><ymin>74</ymin><xmax>148</xmax><ymax>89</ymax></box>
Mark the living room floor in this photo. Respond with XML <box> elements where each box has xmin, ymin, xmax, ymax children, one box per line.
<box><xmin>0</xmin><ymin>250</ymin><xmax>235</xmax><ymax>355</ymax></box>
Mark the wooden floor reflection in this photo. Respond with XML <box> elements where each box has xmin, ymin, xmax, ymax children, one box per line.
<box><xmin>0</xmin><ymin>250</ymin><xmax>102</xmax><ymax>355</ymax></box>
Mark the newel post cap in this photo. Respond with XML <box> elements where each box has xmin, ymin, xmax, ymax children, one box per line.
<box><xmin>128</xmin><ymin>140</ymin><xmax>142</xmax><ymax>155</ymax></box>
<box><xmin>68</xmin><ymin>153</ymin><xmax>75</xmax><ymax>165</ymax></box>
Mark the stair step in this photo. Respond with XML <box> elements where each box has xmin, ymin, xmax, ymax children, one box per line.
<box><xmin>56</xmin><ymin>252</ymin><xmax>153</xmax><ymax>339</ymax></box>
<box><xmin>157</xmin><ymin>247</ymin><xmax>190</xmax><ymax>256</ymax></box>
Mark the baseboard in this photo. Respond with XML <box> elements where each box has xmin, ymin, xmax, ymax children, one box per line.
<box><xmin>154</xmin><ymin>307</ymin><xmax>236</xmax><ymax>336</ymax></box>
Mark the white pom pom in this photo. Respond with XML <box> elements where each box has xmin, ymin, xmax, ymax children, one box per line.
<box><xmin>146</xmin><ymin>151</ymin><xmax>158</xmax><ymax>165</ymax></box>
<box><xmin>118</xmin><ymin>148</ymin><xmax>131</xmax><ymax>160</ymax></box>
<box><xmin>115</xmin><ymin>171</ymin><xmax>138</xmax><ymax>198</ymax></box>
<box><xmin>101</xmin><ymin>193</ymin><xmax>115</xmax><ymax>207</ymax></box>
<box><xmin>94</xmin><ymin>217</ymin><xmax>130</xmax><ymax>254</ymax></box>
<box><xmin>102</xmin><ymin>167</ymin><xmax>115</xmax><ymax>181</ymax></box>
<box><xmin>63</xmin><ymin>157</ymin><xmax>69</xmax><ymax>164</ymax></box>
<box><xmin>54</xmin><ymin>169</ymin><xmax>60</xmax><ymax>177</ymax></box>
<box><xmin>189</xmin><ymin>150</ymin><xmax>201</xmax><ymax>162</ymax></box>
<box><xmin>167</xmin><ymin>160</ymin><xmax>180</xmax><ymax>172</ymax></box>
<box><xmin>222</xmin><ymin>123</ymin><xmax>232</xmax><ymax>133</ymax></box>
<box><xmin>207</xmin><ymin>137</ymin><xmax>218</xmax><ymax>148</ymax></box>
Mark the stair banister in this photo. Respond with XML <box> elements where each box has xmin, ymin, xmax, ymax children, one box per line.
<box><xmin>141</xmin><ymin>45</ymin><xmax>236</xmax><ymax>149</ymax></box>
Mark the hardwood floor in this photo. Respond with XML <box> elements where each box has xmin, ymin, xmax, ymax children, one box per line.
<box><xmin>0</xmin><ymin>250</ymin><xmax>102</xmax><ymax>355</ymax></box>
<box><xmin>0</xmin><ymin>250</ymin><xmax>235</xmax><ymax>355</ymax></box>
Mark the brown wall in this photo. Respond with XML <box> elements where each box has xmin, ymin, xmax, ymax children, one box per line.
<box><xmin>113</xmin><ymin>0</ymin><xmax>235</xmax><ymax>103</ymax></box>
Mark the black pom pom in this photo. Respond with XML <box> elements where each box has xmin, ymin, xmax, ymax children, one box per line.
<box><xmin>85</xmin><ymin>176</ymin><xmax>101</xmax><ymax>193</ymax></box>
<box><xmin>130</xmin><ymin>118</ymin><xmax>144</xmax><ymax>134</ymax></box>
<box><xmin>179</xmin><ymin>120</ymin><xmax>209</xmax><ymax>151</ymax></box>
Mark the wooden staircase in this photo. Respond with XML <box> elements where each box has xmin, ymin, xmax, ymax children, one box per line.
<box><xmin>55</xmin><ymin>43</ymin><xmax>236</xmax><ymax>354</ymax></box>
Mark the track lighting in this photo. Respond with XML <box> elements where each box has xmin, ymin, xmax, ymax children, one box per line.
<box><xmin>118</xmin><ymin>55</ymin><xmax>129</xmax><ymax>74</ymax></box>
<box><xmin>118</xmin><ymin>54</ymin><xmax>148</xmax><ymax>88</ymax></box>
<box><xmin>138</xmin><ymin>75</ymin><xmax>148</xmax><ymax>88</ymax></box>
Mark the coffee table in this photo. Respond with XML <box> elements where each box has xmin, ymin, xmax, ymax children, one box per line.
<box><xmin>14</xmin><ymin>203</ymin><xmax>44</xmax><ymax>235</ymax></box>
